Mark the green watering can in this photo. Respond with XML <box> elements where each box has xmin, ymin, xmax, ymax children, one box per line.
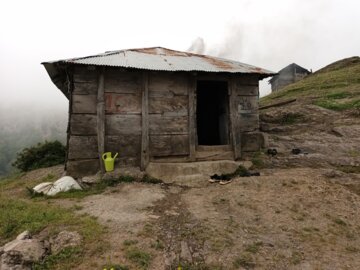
<box><xmin>102</xmin><ymin>152</ymin><xmax>118</xmax><ymax>172</ymax></box>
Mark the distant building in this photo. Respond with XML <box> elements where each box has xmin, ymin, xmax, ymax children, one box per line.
<box><xmin>270</xmin><ymin>63</ymin><xmax>311</xmax><ymax>92</ymax></box>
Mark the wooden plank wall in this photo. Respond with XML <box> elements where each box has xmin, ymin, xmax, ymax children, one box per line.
<box><xmin>67</xmin><ymin>65</ymin><xmax>99</xmax><ymax>177</ymax></box>
<box><xmin>148</xmin><ymin>72</ymin><xmax>190</xmax><ymax>158</ymax></box>
<box><xmin>232</xmin><ymin>74</ymin><xmax>262</xmax><ymax>154</ymax></box>
<box><xmin>104</xmin><ymin>68</ymin><xmax>142</xmax><ymax>166</ymax></box>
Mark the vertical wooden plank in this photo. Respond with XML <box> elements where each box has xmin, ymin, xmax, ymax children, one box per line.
<box><xmin>141</xmin><ymin>71</ymin><xmax>149</xmax><ymax>170</ymax></box>
<box><xmin>188</xmin><ymin>74</ymin><xmax>196</xmax><ymax>161</ymax></box>
<box><xmin>229</xmin><ymin>76</ymin><xmax>241</xmax><ymax>159</ymax></box>
<box><xmin>97</xmin><ymin>67</ymin><xmax>105</xmax><ymax>173</ymax></box>
<box><xmin>65</xmin><ymin>67</ymin><xmax>73</xmax><ymax>172</ymax></box>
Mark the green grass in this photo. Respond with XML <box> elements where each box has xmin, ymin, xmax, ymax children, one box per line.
<box><xmin>336</xmin><ymin>165</ymin><xmax>360</xmax><ymax>174</ymax></box>
<box><xmin>33</xmin><ymin>246</ymin><xmax>82</xmax><ymax>270</ymax></box>
<box><xmin>102</xmin><ymin>264</ymin><xmax>129</xmax><ymax>270</ymax></box>
<box><xmin>124</xmin><ymin>246</ymin><xmax>152</xmax><ymax>269</ymax></box>
<box><xmin>0</xmin><ymin>172</ymin><xmax>106</xmax><ymax>269</ymax></box>
<box><xmin>233</xmin><ymin>252</ymin><xmax>255</xmax><ymax>268</ymax></box>
<box><xmin>245</xmin><ymin>241</ymin><xmax>263</xmax><ymax>254</ymax></box>
<box><xmin>260</xmin><ymin>57</ymin><xmax>360</xmax><ymax>110</ymax></box>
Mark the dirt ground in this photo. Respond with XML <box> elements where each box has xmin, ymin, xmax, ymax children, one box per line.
<box><xmin>55</xmin><ymin>165</ymin><xmax>358</xmax><ymax>270</ymax></box>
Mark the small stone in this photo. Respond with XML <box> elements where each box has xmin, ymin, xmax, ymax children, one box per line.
<box><xmin>180</xmin><ymin>241</ymin><xmax>192</xmax><ymax>263</ymax></box>
<box><xmin>82</xmin><ymin>172</ymin><xmax>102</xmax><ymax>184</ymax></box>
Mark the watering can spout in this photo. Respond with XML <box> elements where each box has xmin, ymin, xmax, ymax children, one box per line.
<box><xmin>102</xmin><ymin>152</ymin><xmax>118</xmax><ymax>172</ymax></box>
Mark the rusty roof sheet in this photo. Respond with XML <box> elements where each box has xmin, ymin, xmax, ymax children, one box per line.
<box><xmin>43</xmin><ymin>47</ymin><xmax>275</xmax><ymax>75</ymax></box>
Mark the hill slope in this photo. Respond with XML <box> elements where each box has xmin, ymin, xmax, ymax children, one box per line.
<box><xmin>259</xmin><ymin>57</ymin><xmax>360</xmax><ymax>171</ymax></box>
<box><xmin>261</xmin><ymin>56</ymin><xmax>360</xmax><ymax>112</ymax></box>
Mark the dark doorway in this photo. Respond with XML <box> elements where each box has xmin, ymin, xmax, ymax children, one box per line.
<box><xmin>196</xmin><ymin>80</ymin><xmax>229</xmax><ymax>145</ymax></box>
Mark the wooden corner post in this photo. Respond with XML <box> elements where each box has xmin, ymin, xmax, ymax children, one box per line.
<box><xmin>97</xmin><ymin>67</ymin><xmax>105</xmax><ymax>173</ymax></box>
<box><xmin>141</xmin><ymin>71</ymin><xmax>149</xmax><ymax>170</ymax></box>
<box><xmin>229</xmin><ymin>76</ymin><xmax>241</xmax><ymax>159</ymax></box>
<box><xmin>188</xmin><ymin>74</ymin><xmax>196</xmax><ymax>161</ymax></box>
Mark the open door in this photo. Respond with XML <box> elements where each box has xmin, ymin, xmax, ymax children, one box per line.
<box><xmin>196</xmin><ymin>80</ymin><xmax>229</xmax><ymax>146</ymax></box>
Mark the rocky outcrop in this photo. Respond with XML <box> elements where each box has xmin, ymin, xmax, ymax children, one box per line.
<box><xmin>0</xmin><ymin>230</ymin><xmax>82</xmax><ymax>270</ymax></box>
<box><xmin>0</xmin><ymin>231</ymin><xmax>46</xmax><ymax>270</ymax></box>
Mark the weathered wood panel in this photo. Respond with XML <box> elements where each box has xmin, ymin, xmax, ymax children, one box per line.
<box><xmin>234</xmin><ymin>95</ymin><xmax>258</xmax><ymax>114</ymax></box>
<box><xmin>66</xmin><ymin>159</ymin><xmax>99</xmax><ymax>178</ymax></box>
<box><xmin>70</xmin><ymin>114</ymin><xmax>97</xmax><ymax>135</ymax></box>
<box><xmin>104</xmin><ymin>69</ymin><xmax>141</xmax><ymax>94</ymax></box>
<box><xmin>141</xmin><ymin>72</ymin><xmax>149</xmax><ymax>170</ymax></box>
<box><xmin>68</xmin><ymin>136</ymin><xmax>98</xmax><ymax>159</ymax></box>
<box><xmin>73</xmin><ymin>81</ymin><xmax>98</xmax><ymax>95</ymax></box>
<box><xmin>235</xmin><ymin>85</ymin><xmax>259</xmax><ymax>96</ymax></box>
<box><xmin>188</xmin><ymin>75</ymin><xmax>196</xmax><ymax>161</ymax></box>
<box><xmin>105</xmin><ymin>93</ymin><xmax>141</xmax><ymax>114</ymax></box>
<box><xmin>235</xmin><ymin>75</ymin><xmax>259</xmax><ymax>86</ymax></box>
<box><xmin>229</xmin><ymin>78</ymin><xmax>241</xmax><ymax>159</ymax></box>
<box><xmin>105</xmin><ymin>115</ymin><xmax>142</xmax><ymax>135</ymax></box>
<box><xmin>241</xmin><ymin>132</ymin><xmax>265</xmax><ymax>152</ymax></box>
<box><xmin>97</xmin><ymin>69</ymin><xmax>105</xmax><ymax>173</ymax></box>
<box><xmin>73</xmin><ymin>65</ymin><xmax>98</xmax><ymax>83</ymax></box>
<box><xmin>149</xmin><ymin>115</ymin><xmax>188</xmax><ymax>135</ymax></box>
<box><xmin>105</xmin><ymin>135</ymin><xmax>141</xmax><ymax>157</ymax></box>
<box><xmin>238</xmin><ymin>113</ymin><xmax>259</xmax><ymax>132</ymax></box>
<box><xmin>148</xmin><ymin>73</ymin><xmax>188</xmax><ymax>96</ymax></box>
<box><xmin>149</xmin><ymin>95</ymin><xmax>188</xmax><ymax>115</ymax></box>
<box><xmin>150</xmin><ymin>134</ymin><xmax>189</xmax><ymax>156</ymax></box>
<box><xmin>72</xmin><ymin>94</ymin><xmax>97</xmax><ymax>114</ymax></box>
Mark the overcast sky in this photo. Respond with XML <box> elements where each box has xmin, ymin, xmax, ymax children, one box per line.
<box><xmin>0</xmin><ymin>0</ymin><xmax>359</xmax><ymax>114</ymax></box>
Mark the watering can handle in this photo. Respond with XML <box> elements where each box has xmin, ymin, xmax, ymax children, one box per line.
<box><xmin>102</xmin><ymin>153</ymin><xmax>107</xmax><ymax>161</ymax></box>
<box><xmin>113</xmin><ymin>153</ymin><xmax>118</xmax><ymax>159</ymax></box>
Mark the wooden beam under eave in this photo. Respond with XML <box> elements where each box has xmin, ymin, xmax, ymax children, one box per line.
<box><xmin>140</xmin><ymin>71</ymin><xmax>149</xmax><ymax>171</ymax></box>
<box><xmin>97</xmin><ymin>67</ymin><xmax>105</xmax><ymax>173</ymax></box>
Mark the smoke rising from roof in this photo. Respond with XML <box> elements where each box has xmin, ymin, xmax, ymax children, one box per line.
<box><xmin>187</xmin><ymin>37</ymin><xmax>206</xmax><ymax>54</ymax></box>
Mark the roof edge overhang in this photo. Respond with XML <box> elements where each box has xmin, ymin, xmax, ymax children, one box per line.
<box><xmin>42</xmin><ymin>61</ymin><xmax>275</xmax><ymax>97</ymax></box>
<box><xmin>42</xmin><ymin>62</ymin><xmax>69</xmax><ymax>99</ymax></box>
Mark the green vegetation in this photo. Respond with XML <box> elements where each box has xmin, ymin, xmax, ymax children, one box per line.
<box><xmin>33</xmin><ymin>247</ymin><xmax>82</xmax><ymax>270</ymax></box>
<box><xmin>233</xmin><ymin>252</ymin><xmax>255</xmax><ymax>268</ymax></box>
<box><xmin>0</xmin><ymin>172</ymin><xmax>105</xmax><ymax>269</ymax></box>
<box><xmin>0</xmin><ymin>109</ymin><xmax>66</xmax><ymax>176</ymax></box>
<box><xmin>121</xmin><ymin>238</ymin><xmax>152</xmax><ymax>269</ymax></box>
<box><xmin>102</xmin><ymin>264</ymin><xmax>129</xmax><ymax>270</ymax></box>
<box><xmin>150</xmin><ymin>239</ymin><xmax>164</xmax><ymax>250</ymax></box>
<box><xmin>245</xmin><ymin>241</ymin><xmax>263</xmax><ymax>254</ymax></box>
<box><xmin>260</xmin><ymin>57</ymin><xmax>360</xmax><ymax>111</ymax></box>
<box><xmin>12</xmin><ymin>140</ymin><xmax>65</xmax><ymax>172</ymax></box>
<box><xmin>336</xmin><ymin>165</ymin><xmax>360</xmax><ymax>174</ymax></box>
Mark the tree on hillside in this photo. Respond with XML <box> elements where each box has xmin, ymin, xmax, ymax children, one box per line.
<box><xmin>12</xmin><ymin>141</ymin><xmax>66</xmax><ymax>172</ymax></box>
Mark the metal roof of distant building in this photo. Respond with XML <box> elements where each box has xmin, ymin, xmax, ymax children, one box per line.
<box><xmin>43</xmin><ymin>47</ymin><xmax>275</xmax><ymax>75</ymax></box>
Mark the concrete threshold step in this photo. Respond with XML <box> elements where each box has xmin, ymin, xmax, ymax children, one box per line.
<box><xmin>146</xmin><ymin>160</ymin><xmax>252</xmax><ymax>187</ymax></box>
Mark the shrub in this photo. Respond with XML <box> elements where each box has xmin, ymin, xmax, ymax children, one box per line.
<box><xmin>12</xmin><ymin>140</ymin><xmax>65</xmax><ymax>172</ymax></box>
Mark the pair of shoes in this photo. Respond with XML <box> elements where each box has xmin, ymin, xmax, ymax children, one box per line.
<box><xmin>208</xmin><ymin>179</ymin><xmax>220</xmax><ymax>183</ymax></box>
<box><xmin>219</xmin><ymin>179</ymin><xmax>233</xmax><ymax>185</ymax></box>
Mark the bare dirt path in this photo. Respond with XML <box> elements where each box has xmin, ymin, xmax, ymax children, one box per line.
<box><xmin>72</xmin><ymin>167</ymin><xmax>360</xmax><ymax>269</ymax></box>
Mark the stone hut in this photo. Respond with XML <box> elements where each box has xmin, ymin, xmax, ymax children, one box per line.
<box><xmin>42</xmin><ymin>47</ymin><xmax>274</xmax><ymax>177</ymax></box>
<box><xmin>270</xmin><ymin>63</ymin><xmax>311</xmax><ymax>92</ymax></box>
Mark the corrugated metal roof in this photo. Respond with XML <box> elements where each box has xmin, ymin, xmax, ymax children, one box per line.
<box><xmin>43</xmin><ymin>47</ymin><xmax>275</xmax><ymax>75</ymax></box>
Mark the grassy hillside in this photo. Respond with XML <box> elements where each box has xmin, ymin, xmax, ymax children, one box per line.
<box><xmin>261</xmin><ymin>56</ymin><xmax>360</xmax><ymax>111</ymax></box>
